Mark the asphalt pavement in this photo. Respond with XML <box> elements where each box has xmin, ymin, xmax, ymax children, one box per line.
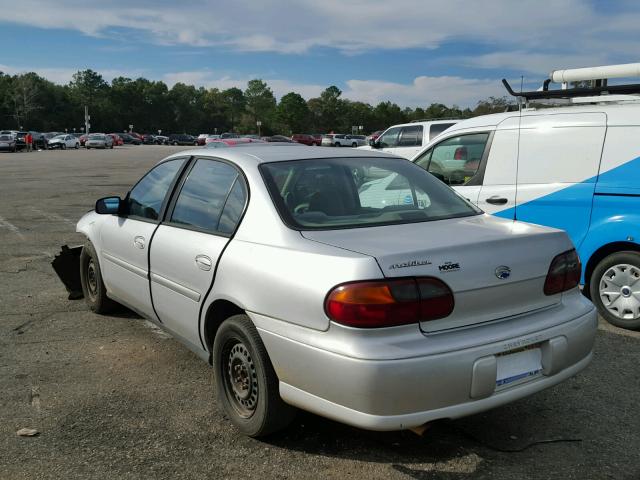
<box><xmin>1</xmin><ymin>146</ymin><xmax>639</xmax><ymax>480</ymax></box>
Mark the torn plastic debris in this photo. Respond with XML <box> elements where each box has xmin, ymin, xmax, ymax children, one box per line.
<box><xmin>51</xmin><ymin>245</ymin><xmax>84</xmax><ymax>300</ymax></box>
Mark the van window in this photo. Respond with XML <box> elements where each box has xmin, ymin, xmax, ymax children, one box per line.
<box><xmin>398</xmin><ymin>125</ymin><xmax>423</xmax><ymax>147</ymax></box>
<box><xmin>377</xmin><ymin>127</ymin><xmax>401</xmax><ymax>148</ymax></box>
<box><xmin>429</xmin><ymin>123</ymin><xmax>455</xmax><ymax>140</ymax></box>
<box><xmin>415</xmin><ymin>133</ymin><xmax>489</xmax><ymax>186</ymax></box>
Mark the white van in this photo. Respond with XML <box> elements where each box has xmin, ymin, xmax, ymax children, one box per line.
<box><xmin>361</xmin><ymin>120</ymin><xmax>459</xmax><ymax>159</ymax></box>
<box><xmin>409</xmin><ymin>65</ymin><xmax>640</xmax><ymax>329</ymax></box>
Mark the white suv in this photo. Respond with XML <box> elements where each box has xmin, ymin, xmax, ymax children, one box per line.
<box><xmin>361</xmin><ymin>120</ymin><xmax>459</xmax><ymax>159</ymax></box>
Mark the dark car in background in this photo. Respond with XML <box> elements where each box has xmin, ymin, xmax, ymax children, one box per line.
<box><xmin>142</xmin><ymin>134</ymin><xmax>158</xmax><ymax>145</ymax></box>
<box><xmin>168</xmin><ymin>133</ymin><xmax>196</xmax><ymax>145</ymax></box>
<box><xmin>118</xmin><ymin>133</ymin><xmax>142</xmax><ymax>145</ymax></box>
<box><xmin>291</xmin><ymin>133</ymin><xmax>320</xmax><ymax>146</ymax></box>
<box><xmin>262</xmin><ymin>135</ymin><xmax>294</xmax><ymax>143</ymax></box>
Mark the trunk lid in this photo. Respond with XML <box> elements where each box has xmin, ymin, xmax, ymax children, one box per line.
<box><xmin>301</xmin><ymin>214</ymin><xmax>572</xmax><ymax>332</ymax></box>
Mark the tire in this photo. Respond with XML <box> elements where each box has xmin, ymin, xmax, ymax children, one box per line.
<box><xmin>589</xmin><ymin>251</ymin><xmax>640</xmax><ymax>330</ymax></box>
<box><xmin>334</xmin><ymin>142</ymin><xmax>340</xmax><ymax>147</ymax></box>
<box><xmin>75</xmin><ymin>143</ymin><xmax>79</xmax><ymax>149</ymax></box>
<box><xmin>110</xmin><ymin>144</ymin><xmax>114</xmax><ymax>149</ymax></box>
<box><xmin>351</xmin><ymin>142</ymin><xmax>357</xmax><ymax>147</ymax></box>
<box><xmin>79</xmin><ymin>241</ymin><xmax>118</xmax><ymax>314</ymax></box>
<box><xmin>86</xmin><ymin>146</ymin><xmax>90</xmax><ymax>150</ymax></box>
<box><xmin>213</xmin><ymin>314</ymin><xmax>296</xmax><ymax>437</ymax></box>
<box><xmin>61</xmin><ymin>143</ymin><xmax>67</xmax><ymax>150</ymax></box>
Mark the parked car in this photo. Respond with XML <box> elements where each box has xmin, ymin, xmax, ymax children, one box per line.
<box><xmin>206</xmin><ymin>138</ymin><xmax>267</xmax><ymax>148</ymax></box>
<box><xmin>291</xmin><ymin>133</ymin><xmax>320</xmax><ymax>146</ymax></box>
<box><xmin>0</xmin><ymin>134</ymin><xmax>17</xmax><ymax>152</ymax></box>
<box><xmin>69</xmin><ymin>146</ymin><xmax>596</xmax><ymax>438</ymax></box>
<box><xmin>130</xmin><ymin>132</ymin><xmax>145</xmax><ymax>143</ymax></box>
<box><xmin>204</xmin><ymin>134</ymin><xmax>221</xmax><ymax>145</ymax></box>
<box><xmin>411</xmin><ymin>66</ymin><xmax>640</xmax><ymax>329</ymax></box>
<box><xmin>119</xmin><ymin>133</ymin><xmax>142</xmax><ymax>145</ymax></box>
<box><xmin>220</xmin><ymin>132</ymin><xmax>240</xmax><ymax>139</ymax></box>
<box><xmin>47</xmin><ymin>134</ymin><xmax>79</xmax><ymax>149</ymax></box>
<box><xmin>322</xmin><ymin>134</ymin><xmax>362</xmax><ymax>147</ymax></box>
<box><xmin>155</xmin><ymin>135</ymin><xmax>169</xmax><ymax>145</ymax></box>
<box><xmin>85</xmin><ymin>133</ymin><xmax>114</xmax><ymax>149</ymax></box>
<box><xmin>362</xmin><ymin>120</ymin><xmax>459</xmax><ymax>159</ymax></box>
<box><xmin>29</xmin><ymin>132</ymin><xmax>46</xmax><ymax>149</ymax></box>
<box><xmin>366</xmin><ymin>130</ymin><xmax>383</xmax><ymax>143</ymax></box>
<box><xmin>168</xmin><ymin>133</ymin><xmax>196</xmax><ymax>146</ymax></box>
<box><xmin>142</xmin><ymin>134</ymin><xmax>158</xmax><ymax>145</ymax></box>
<box><xmin>262</xmin><ymin>135</ymin><xmax>294</xmax><ymax>143</ymax></box>
<box><xmin>108</xmin><ymin>133</ymin><xmax>124</xmax><ymax>146</ymax></box>
<box><xmin>79</xmin><ymin>134</ymin><xmax>88</xmax><ymax>146</ymax></box>
<box><xmin>196</xmin><ymin>134</ymin><xmax>209</xmax><ymax>146</ymax></box>
<box><xmin>13</xmin><ymin>131</ymin><xmax>28</xmax><ymax>151</ymax></box>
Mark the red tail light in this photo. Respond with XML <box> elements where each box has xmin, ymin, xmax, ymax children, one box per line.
<box><xmin>544</xmin><ymin>249</ymin><xmax>581</xmax><ymax>295</ymax></box>
<box><xmin>325</xmin><ymin>277</ymin><xmax>454</xmax><ymax>328</ymax></box>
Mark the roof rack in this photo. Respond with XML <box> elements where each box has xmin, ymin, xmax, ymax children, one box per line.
<box><xmin>502</xmin><ymin>62</ymin><xmax>640</xmax><ymax>101</ymax></box>
<box><xmin>410</xmin><ymin>117</ymin><xmax>460</xmax><ymax>123</ymax></box>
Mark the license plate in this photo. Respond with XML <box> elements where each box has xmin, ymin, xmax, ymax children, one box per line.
<box><xmin>496</xmin><ymin>343</ymin><xmax>542</xmax><ymax>387</ymax></box>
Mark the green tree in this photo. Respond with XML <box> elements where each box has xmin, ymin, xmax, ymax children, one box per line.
<box><xmin>243</xmin><ymin>79</ymin><xmax>276</xmax><ymax>133</ymax></box>
<box><xmin>221</xmin><ymin>87</ymin><xmax>245</xmax><ymax>132</ymax></box>
<box><xmin>276</xmin><ymin>92</ymin><xmax>310</xmax><ymax>134</ymax></box>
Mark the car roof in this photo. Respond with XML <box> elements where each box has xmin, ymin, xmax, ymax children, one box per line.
<box><xmin>164</xmin><ymin>144</ymin><xmax>401</xmax><ymax>166</ymax></box>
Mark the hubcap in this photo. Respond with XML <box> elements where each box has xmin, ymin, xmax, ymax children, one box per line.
<box><xmin>224</xmin><ymin>341</ymin><xmax>258</xmax><ymax>418</ymax></box>
<box><xmin>86</xmin><ymin>260</ymin><xmax>98</xmax><ymax>300</ymax></box>
<box><xmin>599</xmin><ymin>263</ymin><xmax>640</xmax><ymax>320</ymax></box>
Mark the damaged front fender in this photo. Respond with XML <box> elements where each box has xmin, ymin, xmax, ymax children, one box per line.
<box><xmin>51</xmin><ymin>245</ymin><xmax>84</xmax><ymax>300</ymax></box>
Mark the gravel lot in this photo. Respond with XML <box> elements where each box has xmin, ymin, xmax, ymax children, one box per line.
<box><xmin>1</xmin><ymin>146</ymin><xmax>639</xmax><ymax>480</ymax></box>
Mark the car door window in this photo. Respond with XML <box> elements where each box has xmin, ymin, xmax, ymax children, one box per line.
<box><xmin>170</xmin><ymin>159</ymin><xmax>240</xmax><ymax>234</ymax></box>
<box><xmin>416</xmin><ymin>133</ymin><xmax>489</xmax><ymax>186</ymax></box>
<box><xmin>377</xmin><ymin>127</ymin><xmax>401</xmax><ymax>148</ymax></box>
<box><xmin>126</xmin><ymin>159</ymin><xmax>185</xmax><ymax>220</ymax></box>
<box><xmin>217</xmin><ymin>179</ymin><xmax>247</xmax><ymax>234</ymax></box>
<box><xmin>398</xmin><ymin>125</ymin><xmax>423</xmax><ymax>147</ymax></box>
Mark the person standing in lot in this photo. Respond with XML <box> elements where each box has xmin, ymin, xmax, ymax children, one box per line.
<box><xmin>25</xmin><ymin>132</ymin><xmax>33</xmax><ymax>152</ymax></box>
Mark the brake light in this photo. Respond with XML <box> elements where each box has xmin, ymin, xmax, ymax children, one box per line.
<box><xmin>544</xmin><ymin>249</ymin><xmax>581</xmax><ymax>295</ymax></box>
<box><xmin>325</xmin><ymin>278</ymin><xmax>454</xmax><ymax>328</ymax></box>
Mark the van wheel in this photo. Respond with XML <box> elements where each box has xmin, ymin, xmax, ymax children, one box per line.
<box><xmin>213</xmin><ymin>314</ymin><xmax>296</xmax><ymax>437</ymax></box>
<box><xmin>80</xmin><ymin>241</ymin><xmax>117</xmax><ymax>314</ymax></box>
<box><xmin>351</xmin><ymin>142</ymin><xmax>357</xmax><ymax>147</ymax></box>
<box><xmin>334</xmin><ymin>142</ymin><xmax>340</xmax><ymax>147</ymax></box>
<box><xmin>589</xmin><ymin>251</ymin><xmax>640</xmax><ymax>330</ymax></box>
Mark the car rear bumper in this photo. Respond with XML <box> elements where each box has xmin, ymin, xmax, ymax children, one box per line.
<box><xmin>253</xmin><ymin>294</ymin><xmax>597</xmax><ymax>431</ymax></box>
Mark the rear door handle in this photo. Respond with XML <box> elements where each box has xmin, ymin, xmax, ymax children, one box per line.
<box><xmin>485</xmin><ymin>196</ymin><xmax>508</xmax><ymax>205</ymax></box>
<box><xmin>195</xmin><ymin>255</ymin><xmax>212</xmax><ymax>271</ymax></box>
<box><xmin>133</xmin><ymin>236</ymin><xmax>145</xmax><ymax>249</ymax></box>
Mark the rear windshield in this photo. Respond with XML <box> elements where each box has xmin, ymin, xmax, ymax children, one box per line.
<box><xmin>260</xmin><ymin>157</ymin><xmax>481</xmax><ymax>230</ymax></box>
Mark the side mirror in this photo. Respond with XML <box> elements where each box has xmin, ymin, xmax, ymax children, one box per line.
<box><xmin>95</xmin><ymin>196</ymin><xmax>122</xmax><ymax>215</ymax></box>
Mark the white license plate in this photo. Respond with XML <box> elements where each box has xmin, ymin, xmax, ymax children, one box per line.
<box><xmin>496</xmin><ymin>344</ymin><xmax>542</xmax><ymax>387</ymax></box>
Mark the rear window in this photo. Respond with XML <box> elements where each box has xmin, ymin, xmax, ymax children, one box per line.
<box><xmin>260</xmin><ymin>157</ymin><xmax>481</xmax><ymax>230</ymax></box>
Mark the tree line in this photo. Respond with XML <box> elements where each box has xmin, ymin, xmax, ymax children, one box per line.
<box><xmin>0</xmin><ymin>69</ymin><xmax>516</xmax><ymax>135</ymax></box>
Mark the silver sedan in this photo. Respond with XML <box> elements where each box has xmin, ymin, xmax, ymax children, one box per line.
<box><xmin>71</xmin><ymin>146</ymin><xmax>597</xmax><ymax>437</ymax></box>
<box><xmin>85</xmin><ymin>133</ymin><xmax>114</xmax><ymax>149</ymax></box>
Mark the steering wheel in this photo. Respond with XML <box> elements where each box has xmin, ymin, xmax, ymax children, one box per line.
<box><xmin>294</xmin><ymin>203</ymin><xmax>310</xmax><ymax>214</ymax></box>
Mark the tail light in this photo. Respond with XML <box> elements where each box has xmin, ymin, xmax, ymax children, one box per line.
<box><xmin>325</xmin><ymin>277</ymin><xmax>454</xmax><ymax>328</ymax></box>
<box><xmin>544</xmin><ymin>249</ymin><xmax>581</xmax><ymax>295</ymax></box>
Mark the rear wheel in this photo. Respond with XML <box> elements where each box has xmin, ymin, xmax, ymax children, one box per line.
<box><xmin>80</xmin><ymin>241</ymin><xmax>117</xmax><ymax>314</ymax></box>
<box><xmin>351</xmin><ymin>142</ymin><xmax>357</xmax><ymax>147</ymax></box>
<box><xmin>334</xmin><ymin>142</ymin><xmax>340</xmax><ymax>147</ymax></box>
<box><xmin>213</xmin><ymin>314</ymin><xmax>296</xmax><ymax>437</ymax></box>
<box><xmin>75</xmin><ymin>143</ymin><xmax>79</xmax><ymax>149</ymax></box>
<box><xmin>589</xmin><ymin>251</ymin><xmax>640</xmax><ymax>330</ymax></box>
<box><xmin>61</xmin><ymin>143</ymin><xmax>67</xmax><ymax>150</ymax></box>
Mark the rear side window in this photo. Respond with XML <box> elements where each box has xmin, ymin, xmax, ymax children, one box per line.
<box><xmin>261</xmin><ymin>157</ymin><xmax>480</xmax><ymax>230</ymax></box>
<box><xmin>398</xmin><ymin>125</ymin><xmax>423</xmax><ymax>147</ymax></box>
<box><xmin>170</xmin><ymin>159</ymin><xmax>245</xmax><ymax>235</ymax></box>
<box><xmin>429</xmin><ymin>123</ymin><xmax>455</xmax><ymax>140</ymax></box>
<box><xmin>127</xmin><ymin>159</ymin><xmax>186</xmax><ymax>220</ymax></box>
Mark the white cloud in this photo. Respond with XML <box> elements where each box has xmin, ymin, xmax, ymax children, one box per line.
<box><xmin>0</xmin><ymin>0</ymin><xmax>638</xmax><ymax>65</ymax></box>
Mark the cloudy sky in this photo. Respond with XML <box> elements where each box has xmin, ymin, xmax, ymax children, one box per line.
<box><xmin>0</xmin><ymin>0</ymin><xmax>638</xmax><ymax>106</ymax></box>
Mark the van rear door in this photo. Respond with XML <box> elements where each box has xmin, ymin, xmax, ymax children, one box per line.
<box><xmin>514</xmin><ymin>112</ymin><xmax>606</xmax><ymax>249</ymax></box>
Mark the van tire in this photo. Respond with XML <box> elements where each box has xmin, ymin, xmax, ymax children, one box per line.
<box><xmin>589</xmin><ymin>251</ymin><xmax>640</xmax><ymax>330</ymax></box>
<box><xmin>213</xmin><ymin>314</ymin><xmax>296</xmax><ymax>437</ymax></box>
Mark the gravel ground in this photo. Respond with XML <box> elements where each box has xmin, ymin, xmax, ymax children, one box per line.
<box><xmin>1</xmin><ymin>146</ymin><xmax>639</xmax><ymax>480</ymax></box>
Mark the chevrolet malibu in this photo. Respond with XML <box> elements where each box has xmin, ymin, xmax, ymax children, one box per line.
<box><xmin>73</xmin><ymin>146</ymin><xmax>597</xmax><ymax>437</ymax></box>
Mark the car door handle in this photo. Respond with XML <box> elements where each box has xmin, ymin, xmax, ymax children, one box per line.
<box><xmin>485</xmin><ymin>196</ymin><xmax>508</xmax><ymax>205</ymax></box>
<box><xmin>195</xmin><ymin>255</ymin><xmax>212</xmax><ymax>271</ymax></box>
<box><xmin>133</xmin><ymin>236</ymin><xmax>145</xmax><ymax>249</ymax></box>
